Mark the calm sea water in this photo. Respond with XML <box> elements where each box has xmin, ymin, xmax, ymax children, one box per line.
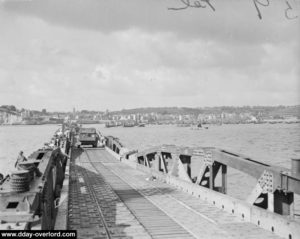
<box><xmin>0</xmin><ymin>125</ymin><xmax>59</xmax><ymax>175</ymax></box>
<box><xmin>1</xmin><ymin>123</ymin><xmax>300</xmax><ymax>210</ymax></box>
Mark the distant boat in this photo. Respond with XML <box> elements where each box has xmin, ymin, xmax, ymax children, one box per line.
<box><xmin>123</xmin><ymin>121</ymin><xmax>136</xmax><ymax>127</ymax></box>
<box><xmin>105</xmin><ymin>121</ymin><xmax>117</xmax><ymax>128</ymax></box>
<box><xmin>78</xmin><ymin>119</ymin><xmax>100</xmax><ymax>124</ymax></box>
<box><xmin>177</xmin><ymin>123</ymin><xmax>190</xmax><ymax>127</ymax></box>
<box><xmin>190</xmin><ymin>123</ymin><xmax>208</xmax><ymax>130</ymax></box>
<box><xmin>138</xmin><ymin>123</ymin><xmax>146</xmax><ymax>127</ymax></box>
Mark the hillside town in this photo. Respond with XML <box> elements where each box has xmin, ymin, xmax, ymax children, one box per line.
<box><xmin>0</xmin><ymin>105</ymin><xmax>299</xmax><ymax>126</ymax></box>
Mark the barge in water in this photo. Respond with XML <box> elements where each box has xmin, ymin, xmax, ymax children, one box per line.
<box><xmin>0</xmin><ymin>125</ymin><xmax>71</xmax><ymax>230</ymax></box>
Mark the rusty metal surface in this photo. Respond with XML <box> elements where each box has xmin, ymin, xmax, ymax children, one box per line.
<box><xmin>68</xmin><ymin>148</ymin><xmax>282</xmax><ymax>239</ymax></box>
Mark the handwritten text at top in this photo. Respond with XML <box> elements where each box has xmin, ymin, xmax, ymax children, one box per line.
<box><xmin>167</xmin><ymin>0</ymin><xmax>298</xmax><ymax>20</ymax></box>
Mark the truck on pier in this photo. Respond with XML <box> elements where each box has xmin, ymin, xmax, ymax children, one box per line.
<box><xmin>77</xmin><ymin>127</ymin><xmax>99</xmax><ymax>148</ymax></box>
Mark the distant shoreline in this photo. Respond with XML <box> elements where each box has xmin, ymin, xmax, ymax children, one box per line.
<box><xmin>1</xmin><ymin>121</ymin><xmax>299</xmax><ymax>126</ymax></box>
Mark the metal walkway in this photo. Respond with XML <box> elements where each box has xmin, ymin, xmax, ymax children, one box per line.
<box><xmin>68</xmin><ymin>148</ymin><xmax>282</xmax><ymax>239</ymax></box>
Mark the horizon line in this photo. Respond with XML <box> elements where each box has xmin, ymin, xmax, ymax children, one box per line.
<box><xmin>2</xmin><ymin>104</ymin><xmax>299</xmax><ymax>113</ymax></box>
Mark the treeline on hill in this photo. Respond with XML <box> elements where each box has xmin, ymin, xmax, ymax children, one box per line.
<box><xmin>111</xmin><ymin>106</ymin><xmax>300</xmax><ymax>117</ymax></box>
<box><xmin>0</xmin><ymin>105</ymin><xmax>17</xmax><ymax>112</ymax></box>
<box><xmin>1</xmin><ymin>105</ymin><xmax>300</xmax><ymax>117</ymax></box>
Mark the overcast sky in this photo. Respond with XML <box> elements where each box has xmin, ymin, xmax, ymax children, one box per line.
<box><xmin>0</xmin><ymin>0</ymin><xmax>299</xmax><ymax>111</ymax></box>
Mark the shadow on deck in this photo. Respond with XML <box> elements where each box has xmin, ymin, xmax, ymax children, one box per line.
<box><xmin>67</xmin><ymin>147</ymin><xmax>189</xmax><ymax>239</ymax></box>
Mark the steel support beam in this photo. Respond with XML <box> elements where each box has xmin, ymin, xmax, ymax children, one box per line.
<box><xmin>221</xmin><ymin>164</ymin><xmax>227</xmax><ymax>194</ymax></box>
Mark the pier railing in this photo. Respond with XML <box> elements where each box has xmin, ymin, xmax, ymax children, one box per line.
<box><xmin>105</xmin><ymin>137</ymin><xmax>300</xmax><ymax>239</ymax></box>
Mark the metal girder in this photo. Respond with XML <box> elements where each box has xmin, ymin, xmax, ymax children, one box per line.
<box><xmin>105</xmin><ymin>136</ymin><xmax>123</xmax><ymax>149</ymax></box>
<box><xmin>145</xmin><ymin>156</ymin><xmax>150</xmax><ymax>167</ymax></box>
<box><xmin>212</xmin><ymin>149</ymin><xmax>273</xmax><ymax>178</ymax></box>
<box><xmin>136</xmin><ymin>145</ymin><xmax>300</xmax><ymax>195</ymax></box>
<box><xmin>168</xmin><ymin>155</ymin><xmax>191</xmax><ymax>182</ymax></box>
<box><xmin>258</xmin><ymin>170</ymin><xmax>274</xmax><ymax>194</ymax></box>
<box><xmin>247</xmin><ymin>170</ymin><xmax>274</xmax><ymax>206</ymax></box>
<box><xmin>212</xmin><ymin>149</ymin><xmax>300</xmax><ymax>195</ymax></box>
<box><xmin>195</xmin><ymin>163</ymin><xmax>208</xmax><ymax>185</ymax></box>
<box><xmin>247</xmin><ymin>170</ymin><xmax>296</xmax><ymax>215</ymax></box>
<box><xmin>159</xmin><ymin>154</ymin><xmax>168</xmax><ymax>174</ymax></box>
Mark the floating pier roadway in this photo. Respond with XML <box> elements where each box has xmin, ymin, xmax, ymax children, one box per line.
<box><xmin>1</xmin><ymin>125</ymin><xmax>300</xmax><ymax>239</ymax></box>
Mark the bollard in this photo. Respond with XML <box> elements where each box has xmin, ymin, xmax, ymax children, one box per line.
<box><xmin>291</xmin><ymin>158</ymin><xmax>300</xmax><ymax>177</ymax></box>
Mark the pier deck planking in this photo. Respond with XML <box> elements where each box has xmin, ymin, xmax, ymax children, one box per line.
<box><xmin>68</xmin><ymin>148</ymin><xmax>282</xmax><ymax>239</ymax></box>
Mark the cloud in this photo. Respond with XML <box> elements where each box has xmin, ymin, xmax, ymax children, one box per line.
<box><xmin>0</xmin><ymin>1</ymin><xmax>299</xmax><ymax>111</ymax></box>
<box><xmin>2</xmin><ymin>0</ymin><xmax>299</xmax><ymax>44</ymax></box>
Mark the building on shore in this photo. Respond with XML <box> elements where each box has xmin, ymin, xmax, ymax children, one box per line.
<box><xmin>0</xmin><ymin>108</ymin><xmax>22</xmax><ymax>125</ymax></box>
